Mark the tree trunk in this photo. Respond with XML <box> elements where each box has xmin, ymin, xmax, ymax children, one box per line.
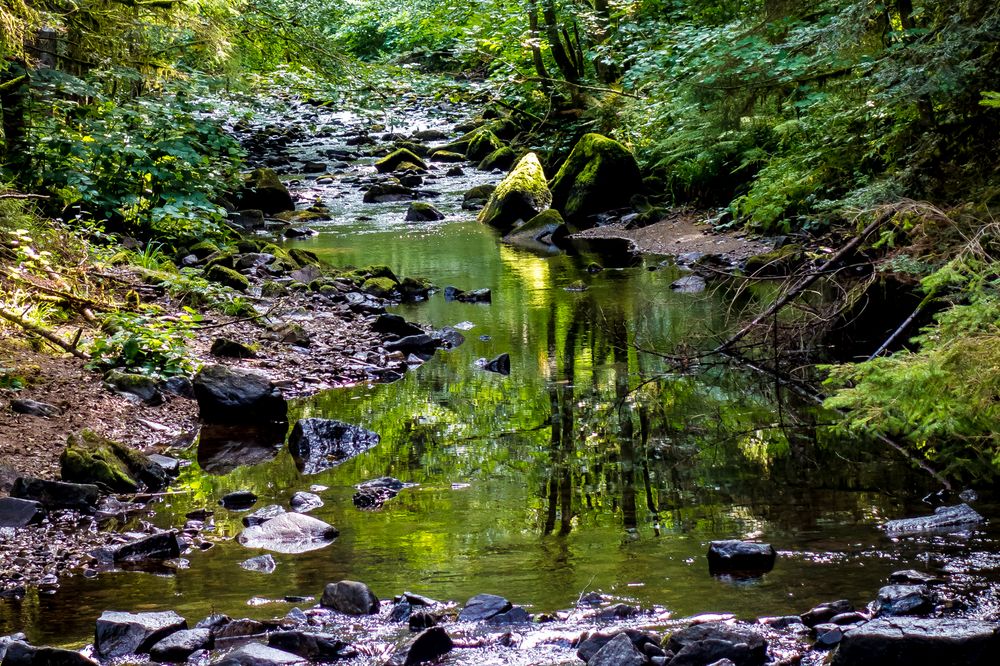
<box><xmin>527</xmin><ymin>0</ymin><xmax>551</xmax><ymax>91</ymax></box>
<box><xmin>0</xmin><ymin>59</ymin><xmax>30</xmax><ymax>182</ymax></box>
<box><xmin>541</xmin><ymin>0</ymin><xmax>580</xmax><ymax>84</ymax></box>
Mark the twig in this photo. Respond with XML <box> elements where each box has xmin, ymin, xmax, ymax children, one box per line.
<box><xmin>0</xmin><ymin>193</ymin><xmax>48</xmax><ymax>200</ymax></box>
<box><xmin>0</xmin><ymin>307</ymin><xmax>91</xmax><ymax>360</ymax></box>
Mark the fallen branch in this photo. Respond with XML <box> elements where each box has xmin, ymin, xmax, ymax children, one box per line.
<box><xmin>0</xmin><ymin>307</ymin><xmax>91</xmax><ymax>360</ymax></box>
<box><xmin>0</xmin><ymin>193</ymin><xmax>48</xmax><ymax>200</ymax></box>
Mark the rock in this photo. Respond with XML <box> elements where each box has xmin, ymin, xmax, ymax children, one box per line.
<box><xmin>405</xmin><ymin>202</ymin><xmax>445</xmax><ymax>222</ymax></box>
<box><xmin>462</xmin><ymin>184</ymin><xmax>496</xmax><ymax>210</ymax></box>
<box><xmin>193</xmin><ymin>365</ymin><xmax>288</xmax><ymax>424</ymax></box>
<box><xmin>284</xmin><ymin>226</ymin><xmax>317</xmax><ymax>239</ymax></box>
<box><xmin>589</xmin><ymin>632</ymin><xmax>645</xmax><ymax>666</ymax></box>
<box><xmin>565</xmin><ymin>280</ymin><xmax>588</xmax><ymax>292</ymax></box>
<box><xmin>10</xmin><ymin>477</ymin><xmax>100</xmax><ymax>512</ymax></box>
<box><xmin>242</xmin><ymin>504</ymin><xmax>286</xmax><ymax>527</ymax></box>
<box><xmin>211</xmin><ymin>338</ymin><xmax>257</xmax><ymax>359</ymax></box>
<box><xmin>289</xmin><ymin>492</ymin><xmax>324</xmax><ymax>513</ymax></box>
<box><xmin>361</xmin><ymin>277</ymin><xmax>399</xmax><ymax>298</ymax></box>
<box><xmin>213</xmin><ymin>618</ymin><xmax>270</xmax><ymax>640</ymax></box>
<box><xmin>576</xmin><ymin>631</ymin><xmax>658</xmax><ymax>663</ymax></box>
<box><xmin>460</xmin><ymin>128</ymin><xmax>505</xmax><ymax>161</ymax></box>
<box><xmin>267</xmin><ymin>631</ymin><xmax>355</xmax><ymax>662</ymax></box>
<box><xmin>707</xmin><ymin>540</ymin><xmax>777</xmax><ymax>575</ymax></box>
<box><xmin>288</xmin><ymin>418</ymin><xmax>381</xmax><ymax>475</ymax></box>
<box><xmin>666</xmin><ymin>623</ymin><xmax>767</xmax><ymax>666</ymax></box>
<box><xmin>375</xmin><ymin>148</ymin><xmax>428</xmax><ymax>173</ymax></box>
<box><xmin>206</xmin><ymin>265</ymin><xmax>250</xmax><ymax>291</ymax></box>
<box><xmin>384</xmin><ymin>334</ymin><xmax>440</xmax><ymax>357</ymax></box>
<box><xmin>444</xmin><ymin>286</ymin><xmax>491</xmax><ymax>303</ymax></box>
<box><xmin>503</xmin><ymin>209</ymin><xmax>567</xmax><ymax>252</ymax></box>
<box><xmin>148</xmin><ymin>453</ymin><xmax>181</xmax><ymax>476</ymax></box>
<box><xmin>0</xmin><ymin>497</ymin><xmax>46</xmax><ymax>527</ymax></box>
<box><xmin>390</xmin><ymin>601</ymin><xmax>412</xmax><ymax>623</ymax></box>
<box><xmin>199</xmin><ymin>423</ymin><xmax>286</xmax><ymax>475</ymax></box>
<box><xmin>94</xmin><ymin>610</ymin><xmax>187</xmax><ymax>659</ymax></box>
<box><xmin>372</xmin><ymin>314</ymin><xmax>424</xmax><ymax>338</ymax></box>
<box><xmin>61</xmin><ymin>429</ymin><xmax>168</xmax><ymax>493</ymax></box>
<box><xmin>671</xmin><ymin>275</ymin><xmax>707</xmax><ymax>293</ymax></box>
<box><xmin>148</xmin><ymin>629</ymin><xmax>213</xmax><ymax>662</ymax></box>
<box><xmin>888</xmin><ymin>570</ymin><xmax>944</xmax><ymax>586</ymax></box>
<box><xmin>237</xmin><ymin>168</ymin><xmax>295</xmax><ymax>215</ymax></box>
<box><xmin>431</xmin><ymin>327</ymin><xmax>465</xmax><ymax>349</ymax></box>
<box><xmin>230</xmin><ymin>209</ymin><xmax>266</xmax><ymax>231</ymax></box>
<box><xmin>482</xmin><ymin>353</ymin><xmax>511</xmax><ymax>375</ymax></box>
<box><xmin>220</xmin><ymin>490</ymin><xmax>259</xmax><ymax>510</ymax></box>
<box><xmin>240</xmin><ymin>554</ymin><xmax>277</xmax><ymax>574</ymax></box>
<box><xmin>321</xmin><ymin>580</ymin><xmax>379</xmax><ymax>615</ymax></box>
<box><xmin>10</xmin><ymin>399</ymin><xmax>61</xmax><ymax>417</ymax></box>
<box><xmin>874</xmin><ymin>585</ymin><xmax>934</xmax><ymax>617</ymax></box>
<box><xmin>814</xmin><ymin>622</ymin><xmax>844</xmax><ymax>647</ymax></box>
<box><xmin>363</xmin><ymin>182</ymin><xmax>416</xmax><ymax>203</ymax></box>
<box><xmin>548</xmin><ymin>133</ymin><xmax>642</xmax><ymax>227</ymax></box>
<box><xmin>114</xmin><ymin>531</ymin><xmax>181</xmax><ymax>564</ymax></box>
<box><xmin>429</xmin><ymin>150</ymin><xmax>465</xmax><ymax>163</ymax></box>
<box><xmin>0</xmin><ymin>642</ymin><xmax>98</xmax><ymax>666</ymax></box>
<box><xmin>830</xmin><ymin>612</ymin><xmax>868</xmax><ymax>625</ymax></box>
<box><xmin>353</xmin><ymin>477</ymin><xmax>407</xmax><ymax>510</ymax></box>
<box><xmin>409</xmin><ymin>612</ymin><xmax>436</xmax><ymax>631</ymax></box>
<box><xmin>163</xmin><ymin>376</ymin><xmax>195</xmax><ymax>399</ymax></box>
<box><xmin>801</xmin><ymin>599</ymin><xmax>854</xmax><ymax>627</ymax></box>
<box><xmin>397</xmin><ymin>627</ymin><xmax>453</xmax><ymax>666</ymax></box>
<box><xmin>102</xmin><ymin>370</ymin><xmax>163</xmax><ymax>405</ymax></box>
<box><xmin>478</xmin><ymin>153</ymin><xmax>552</xmax><ymax>233</ymax></box>
<box><xmin>187</xmin><ymin>240</ymin><xmax>220</xmax><ymax>260</ymax></box>
<box><xmin>216</xmin><ymin>643</ymin><xmax>306</xmax><ymax>666</ymax></box>
<box><xmin>413</xmin><ymin>129</ymin><xmax>448</xmax><ymax>141</ymax></box>
<box><xmin>832</xmin><ymin>617</ymin><xmax>1000</xmax><ymax>666</ymax></box>
<box><xmin>236</xmin><ymin>252</ymin><xmax>276</xmax><ymax>270</ymax></box>
<box><xmin>458</xmin><ymin>593</ymin><xmax>511</xmax><ymax>622</ymax></box>
<box><xmin>478</xmin><ymin>146</ymin><xmax>516</xmax><ymax>171</ymax></box>
<box><xmin>883</xmin><ymin>503</ymin><xmax>983</xmax><ymax>536</ymax></box>
<box><xmin>487</xmin><ymin>607</ymin><xmax>532</xmax><ymax>625</ymax></box>
<box><xmin>238</xmin><ymin>512</ymin><xmax>339</xmax><ymax>554</ymax></box>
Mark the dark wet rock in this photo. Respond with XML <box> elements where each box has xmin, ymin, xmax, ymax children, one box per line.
<box><xmin>353</xmin><ymin>477</ymin><xmax>406</xmax><ymax>510</ymax></box>
<box><xmin>503</xmin><ymin>209</ymin><xmax>567</xmax><ymax>252</ymax></box>
<box><xmin>874</xmin><ymin>584</ymin><xmax>934</xmax><ymax>617</ymax></box>
<box><xmin>482</xmin><ymin>353</ymin><xmax>511</xmax><ymax>375</ymax></box>
<box><xmin>284</xmin><ymin>227</ymin><xmax>317</xmax><ymax>239</ymax></box>
<box><xmin>194</xmin><ymin>613</ymin><xmax>230</xmax><ymax>630</ymax></box>
<box><xmin>478</xmin><ymin>153</ymin><xmax>552</xmax><ymax>233</ymax></box>
<box><xmin>430</xmin><ymin>150</ymin><xmax>465</xmax><ymax>163</ymax></box>
<box><xmin>0</xmin><ymin>637</ymin><xmax>27</xmax><ymax>663</ymax></box>
<box><xmin>193</xmin><ymin>365</ymin><xmax>287</xmax><ymax>424</ymax></box>
<box><xmin>597</xmin><ymin>603</ymin><xmax>639</xmax><ymax>620</ymax></box>
<box><xmin>478</xmin><ymin>146</ymin><xmax>516</xmax><ymax>171</ymax></box>
<box><xmin>707</xmin><ymin>540</ymin><xmax>776</xmax><ymax>575</ymax></box>
<box><xmin>216</xmin><ymin>643</ymin><xmax>306</xmax><ymax>666</ymax></box>
<box><xmin>103</xmin><ymin>370</ymin><xmax>163</xmax><ymax>406</ymax></box>
<box><xmin>163</xmin><ymin>376</ymin><xmax>195</xmax><ymax>399</ymax></box>
<box><xmin>462</xmin><ymin>184</ymin><xmax>496</xmax><ymax>211</ymax></box>
<box><xmin>211</xmin><ymin>338</ymin><xmax>257</xmax><ymax>359</ymax></box>
<box><xmin>267</xmin><ymin>631</ymin><xmax>355</xmax><ymax>662</ymax></box>
<box><xmin>148</xmin><ymin>454</ymin><xmax>181</xmax><ymax>477</ymax></box>
<box><xmin>10</xmin><ymin>477</ymin><xmax>100</xmax><ymax>512</ymax></box>
<box><xmin>576</xmin><ymin>631</ymin><xmax>658</xmax><ymax>663</ymax></box>
<box><xmin>883</xmin><ymin>503</ymin><xmax>983</xmax><ymax>536</ymax></box>
<box><xmin>487</xmin><ymin>607</ymin><xmax>532</xmax><ymax>625</ymax></box>
<box><xmin>666</xmin><ymin>623</ymin><xmax>767</xmax><ymax>666</ymax></box>
<box><xmin>458</xmin><ymin>594</ymin><xmax>511</xmax><ymax>622</ymax></box>
<box><xmin>409</xmin><ymin>612</ymin><xmax>436</xmax><ymax>631</ymax></box>
<box><xmin>61</xmin><ymin>429</ymin><xmax>168</xmax><ymax>493</ymax></box>
<box><xmin>889</xmin><ymin>570</ymin><xmax>944</xmax><ymax>586</ymax></box>
<box><xmin>760</xmin><ymin>615</ymin><xmax>804</xmax><ymax>630</ymax></box>
<box><xmin>430</xmin><ymin>327</ymin><xmax>465</xmax><ymax>349</ymax></box>
<box><xmin>549</xmin><ymin>133</ymin><xmax>641</xmax><ymax>227</ymax></box>
<box><xmin>321</xmin><ymin>580</ymin><xmax>379</xmax><ymax>615</ymax></box>
<box><xmin>832</xmin><ymin>617</ymin><xmax>1000</xmax><ymax>666</ymax></box>
<box><xmin>288</xmin><ymin>418</ymin><xmax>381</xmax><ymax>475</ymax></box>
<box><xmin>801</xmin><ymin>599</ymin><xmax>854</xmax><ymax>627</ymax></box>
<box><xmin>363</xmin><ymin>182</ymin><xmax>417</xmax><ymax>203</ymax></box>
<box><xmin>0</xmin><ymin>497</ymin><xmax>46</xmax><ymax>527</ymax></box>
<box><xmin>390</xmin><ymin>601</ymin><xmax>412</xmax><ymax>623</ymax></box>
<box><xmin>220</xmin><ymin>490</ymin><xmax>259</xmax><ymax>510</ymax></box>
<box><xmin>213</xmin><ymin>618</ymin><xmax>271</xmax><ymax>640</ymax></box>
<box><xmin>344</xmin><ymin>291</ymin><xmax>386</xmax><ymax>315</ymax></box>
<box><xmin>238</xmin><ymin>512</ymin><xmax>338</xmax><ymax>554</ymax></box>
<box><xmin>413</xmin><ymin>129</ymin><xmax>448</xmax><ymax>141</ymax></box>
<box><xmin>113</xmin><ymin>531</ymin><xmax>181</xmax><ymax>564</ymax></box>
<box><xmin>0</xmin><ymin>642</ymin><xmax>98</xmax><ymax>666</ymax></box>
<box><xmin>393</xmin><ymin>627</ymin><xmax>453</xmax><ymax>666</ymax></box>
<box><xmin>94</xmin><ymin>610</ymin><xmax>187</xmax><ymax>659</ymax></box>
<box><xmin>444</xmin><ymin>286</ymin><xmax>492</xmax><ymax>303</ymax></box>
<box><xmin>671</xmin><ymin>275</ymin><xmax>707</xmax><ymax>293</ymax></box>
<box><xmin>230</xmin><ymin>209</ymin><xmax>266</xmax><ymax>232</ymax></box>
<box><xmin>242</xmin><ymin>504</ymin><xmax>286</xmax><ymax>527</ymax></box>
<box><xmin>405</xmin><ymin>202</ymin><xmax>445</xmax><ymax>222</ymax></box>
<box><xmin>383</xmin><ymin>334</ymin><xmax>440</xmax><ymax>356</ymax></box>
<box><xmin>302</xmin><ymin>161</ymin><xmax>326</xmax><ymax>173</ymax></box>
<box><xmin>830</xmin><ymin>612</ymin><xmax>868</xmax><ymax>625</ymax></box>
<box><xmin>237</xmin><ymin>168</ymin><xmax>295</xmax><ymax>215</ymax></box>
<box><xmin>240</xmin><ymin>554</ymin><xmax>277</xmax><ymax>574</ymax></box>
<box><xmin>148</xmin><ymin>629</ymin><xmax>213</xmax><ymax>662</ymax></box>
<box><xmin>814</xmin><ymin>623</ymin><xmax>844</xmax><ymax>647</ymax></box>
<box><xmin>589</xmin><ymin>632</ymin><xmax>645</xmax><ymax>666</ymax></box>
<box><xmin>289</xmin><ymin>491</ymin><xmax>324</xmax><ymax>513</ymax></box>
<box><xmin>236</xmin><ymin>252</ymin><xmax>276</xmax><ymax>271</ymax></box>
<box><xmin>372</xmin><ymin>314</ymin><xmax>424</xmax><ymax>339</ymax></box>
<box><xmin>10</xmin><ymin>399</ymin><xmax>61</xmax><ymax>417</ymax></box>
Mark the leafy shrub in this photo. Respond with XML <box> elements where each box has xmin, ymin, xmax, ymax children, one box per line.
<box><xmin>88</xmin><ymin>310</ymin><xmax>202</xmax><ymax>377</ymax></box>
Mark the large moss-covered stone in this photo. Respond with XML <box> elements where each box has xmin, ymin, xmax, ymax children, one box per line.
<box><xmin>375</xmin><ymin>148</ymin><xmax>428</xmax><ymax>173</ymax></box>
<box><xmin>205</xmin><ymin>265</ymin><xmax>250</xmax><ymax>292</ymax></box>
<box><xmin>237</xmin><ymin>168</ymin><xmax>294</xmax><ymax>215</ymax></box>
<box><xmin>441</xmin><ymin>128</ymin><xmax>505</xmax><ymax>161</ymax></box>
<box><xmin>477</xmin><ymin>153</ymin><xmax>552</xmax><ymax>233</ymax></box>
<box><xmin>549</xmin><ymin>133</ymin><xmax>641</xmax><ymax>226</ymax></box>
<box><xmin>61</xmin><ymin>430</ymin><xmax>168</xmax><ymax>493</ymax></box>
<box><xmin>503</xmin><ymin>209</ymin><xmax>567</xmax><ymax>252</ymax></box>
<box><xmin>478</xmin><ymin>147</ymin><xmax>516</xmax><ymax>172</ymax></box>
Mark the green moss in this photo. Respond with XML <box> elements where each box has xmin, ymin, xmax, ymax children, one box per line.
<box><xmin>260</xmin><ymin>280</ymin><xmax>287</xmax><ymax>298</ymax></box>
<box><xmin>466</xmin><ymin>129</ymin><xmax>505</xmax><ymax>161</ymax></box>
<box><xmin>361</xmin><ymin>277</ymin><xmax>399</xmax><ymax>298</ymax></box>
<box><xmin>399</xmin><ymin>275</ymin><xmax>435</xmax><ymax>299</ymax></box>
<box><xmin>478</xmin><ymin>146</ymin><xmax>516</xmax><ymax>171</ymax></box>
<box><xmin>504</xmin><ymin>209</ymin><xmax>566</xmax><ymax>251</ymax></box>
<box><xmin>430</xmin><ymin>150</ymin><xmax>466</xmax><ymax>163</ymax></box>
<box><xmin>203</xmin><ymin>252</ymin><xmax>235</xmax><ymax>271</ymax></box>
<box><xmin>549</xmin><ymin>133</ymin><xmax>642</xmax><ymax>227</ymax></box>
<box><xmin>463</xmin><ymin>184</ymin><xmax>496</xmax><ymax>203</ymax></box>
<box><xmin>61</xmin><ymin>430</ymin><xmax>136</xmax><ymax>493</ymax></box>
<box><xmin>478</xmin><ymin>153</ymin><xmax>553</xmax><ymax>233</ymax></box>
<box><xmin>188</xmin><ymin>241</ymin><xmax>220</xmax><ymax>259</ymax></box>
<box><xmin>205</xmin><ymin>264</ymin><xmax>250</xmax><ymax>291</ymax></box>
<box><xmin>289</xmin><ymin>248</ymin><xmax>321</xmax><ymax>267</ymax></box>
<box><xmin>743</xmin><ymin>244</ymin><xmax>804</xmax><ymax>276</ymax></box>
<box><xmin>236</xmin><ymin>239</ymin><xmax>266</xmax><ymax>254</ymax></box>
<box><xmin>375</xmin><ymin>148</ymin><xmax>428</xmax><ymax>173</ymax></box>
<box><xmin>395</xmin><ymin>141</ymin><xmax>430</xmax><ymax>157</ymax></box>
<box><xmin>274</xmin><ymin>210</ymin><xmax>324</xmax><ymax>223</ymax></box>
<box><xmin>363</xmin><ymin>264</ymin><xmax>399</xmax><ymax>282</ymax></box>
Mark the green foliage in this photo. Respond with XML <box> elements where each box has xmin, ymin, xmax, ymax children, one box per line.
<box><xmin>88</xmin><ymin>309</ymin><xmax>202</xmax><ymax>377</ymax></box>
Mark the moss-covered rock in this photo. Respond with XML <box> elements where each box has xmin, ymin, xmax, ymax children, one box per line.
<box><xmin>503</xmin><ymin>209</ymin><xmax>567</xmax><ymax>252</ymax></box>
<box><xmin>429</xmin><ymin>150</ymin><xmax>466</xmax><ymax>163</ymax></box>
<box><xmin>549</xmin><ymin>133</ymin><xmax>642</xmax><ymax>227</ymax></box>
<box><xmin>743</xmin><ymin>244</ymin><xmax>804</xmax><ymax>276</ymax></box>
<box><xmin>405</xmin><ymin>202</ymin><xmax>445</xmax><ymax>221</ymax></box>
<box><xmin>236</xmin><ymin>239</ymin><xmax>267</xmax><ymax>254</ymax></box>
<box><xmin>237</xmin><ymin>168</ymin><xmax>295</xmax><ymax>214</ymax></box>
<box><xmin>274</xmin><ymin>210</ymin><xmax>325</xmax><ymax>223</ymax></box>
<box><xmin>462</xmin><ymin>184</ymin><xmax>496</xmax><ymax>210</ymax></box>
<box><xmin>260</xmin><ymin>280</ymin><xmax>287</xmax><ymax>298</ymax></box>
<box><xmin>361</xmin><ymin>277</ymin><xmax>399</xmax><ymax>298</ymax></box>
<box><xmin>206</xmin><ymin>265</ymin><xmax>250</xmax><ymax>291</ymax></box>
<box><xmin>61</xmin><ymin>430</ymin><xmax>168</xmax><ymax>493</ymax></box>
<box><xmin>466</xmin><ymin>129</ymin><xmax>505</xmax><ymax>161</ymax></box>
<box><xmin>375</xmin><ymin>148</ymin><xmax>428</xmax><ymax>173</ymax></box>
<box><xmin>395</xmin><ymin>141</ymin><xmax>430</xmax><ymax>157</ymax></box>
<box><xmin>188</xmin><ymin>241</ymin><xmax>220</xmax><ymax>260</ymax></box>
<box><xmin>288</xmin><ymin>248</ymin><xmax>321</xmax><ymax>267</ymax></box>
<box><xmin>477</xmin><ymin>153</ymin><xmax>553</xmax><ymax>233</ymax></box>
<box><xmin>478</xmin><ymin>147</ymin><xmax>517</xmax><ymax>172</ymax></box>
<box><xmin>399</xmin><ymin>276</ymin><xmax>435</xmax><ymax>301</ymax></box>
<box><xmin>203</xmin><ymin>252</ymin><xmax>236</xmax><ymax>271</ymax></box>
<box><xmin>363</xmin><ymin>182</ymin><xmax>416</xmax><ymax>203</ymax></box>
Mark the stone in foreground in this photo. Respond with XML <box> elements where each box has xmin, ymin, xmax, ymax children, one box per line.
<box><xmin>148</xmin><ymin>628</ymin><xmax>213</xmax><ymax>662</ymax></box>
<box><xmin>267</xmin><ymin>631</ymin><xmax>356</xmax><ymax>662</ymax></box>
<box><xmin>832</xmin><ymin>617</ymin><xmax>1000</xmax><ymax>666</ymax></box>
<box><xmin>216</xmin><ymin>643</ymin><xmax>306</xmax><ymax>666</ymax></box>
<box><xmin>0</xmin><ymin>497</ymin><xmax>46</xmax><ymax>528</ymax></box>
<box><xmin>390</xmin><ymin>627</ymin><xmax>453</xmax><ymax>666</ymax></box>
<box><xmin>666</xmin><ymin>623</ymin><xmax>768</xmax><ymax>666</ymax></box>
<box><xmin>589</xmin><ymin>632</ymin><xmax>645</xmax><ymax>666</ymax></box>
<box><xmin>1</xmin><ymin>642</ymin><xmax>98</xmax><ymax>666</ymax></box>
<box><xmin>94</xmin><ymin>610</ymin><xmax>187</xmax><ymax>659</ymax></box>
<box><xmin>707</xmin><ymin>540</ymin><xmax>777</xmax><ymax>575</ymax></box>
<box><xmin>458</xmin><ymin>594</ymin><xmax>512</xmax><ymax>622</ymax></box>
<box><xmin>321</xmin><ymin>580</ymin><xmax>380</xmax><ymax>615</ymax></box>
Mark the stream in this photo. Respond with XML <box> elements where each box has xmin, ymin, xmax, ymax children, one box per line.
<box><xmin>3</xmin><ymin>91</ymin><xmax>999</xmax><ymax>659</ymax></box>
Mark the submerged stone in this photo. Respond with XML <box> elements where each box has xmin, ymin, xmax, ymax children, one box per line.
<box><xmin>238</xmin><ymin>512</ymin><xmax>339</xmax><ymax>554</ymax></box>
<box><xmin>288</xmin><ymin>418</ymin><xmax>381</xmax><ymax>475</ymax></box>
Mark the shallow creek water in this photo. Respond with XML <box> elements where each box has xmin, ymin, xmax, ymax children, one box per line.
<box><xmin>3</xmin><ymin>95</ymin><xmax>999</xmax><ymax>655</ymax></box>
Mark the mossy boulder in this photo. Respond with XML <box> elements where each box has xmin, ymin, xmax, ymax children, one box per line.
<box><xmin>466</xmin><ymin>129</ymin><xmax>505</xmax><ymax>161</ymax></box>
<box><xmin>405</xmin><ymin>202</ymin><xmax>445</xmax><ymax>221</ymax></box>
<box><xmin>503</xmin><ymin>209</ymin><xmax>568</xmax><ymax>252</ymax></box>
<box><xmin>188</xmin><ymin>241</ymin><xmax>220</xmax><ymax>260</ymax></box>
<box><xmin>399</xmin><ymin>276</ymin><xmax>435</xmax><ymax>301</ymax></box>
<box><xmin>743</xmin><ymin>244</ymin><xmax>804</xmax><ymax>276</ymax></box>
<box><xmin>430</xmin><ymin>150</ymin><xmax>466</xmax><ymax>163</ymax></box>
<box><xmin>260</xmin><ymin>280</ymin><xmax>287</xmax><ymax>298</ymax></box>
<box><xmin>236</xmin><ymin>239</ymin><xmax>267</xmax><ymax>254</ymax></box>
<box><xmin>206</xmin><ymin>265</ymin><xmax>250</xmax><ymax>292</ymax></box>
<box><xmin>462</xmin><ymin>184</ymin><xmax>496</xmax><ymax>211</ymax></box>
<box><xmin>237</xmin><ymin>168</ymin><xmax>295</xmax><ymax>214</ymax></box>
<box><xmin>288</xmin><ymin>248</ymin><xmax>321</xmax><ymax>267</ymax></box>
<box><xmin>274</xmin><ymin>210</ymin><xmax>325</xmax><ymax>223</ymax></box>
<box><xmin>549</xmin><ymin>133</ymin><xmax>642</xmax><ymax>227</ymax></box>
<box><xmin>61</xmin><ymin>430</ymin><xmax>169</xmax><ymax>493</ymax></box>
<box><xmin>477</xmin><ymin>153</ymin><xmax>553</xmax><ymax>233</ymax></box>
<box><xmin>395</xmin><ymin>141</ymin><xmax>431</xmax><ymax>157</ymax></box>
<box><xmin>478</xmin><ymin>147</ymin><xmax>517</xmax><ymax>172</ymax></box>
<box><xmin>203</xmin><ymin>252</ymin><xmax>236</xmax><ymax>271</ymax></box>
<box><xmin>361</xmin><ymin>277</ymin><xmax>399</xmax><ymax>298</ymax></box>
<box><xmin>375</xmin><ymin>148</ymin><xmax>428</xmax><ymax>173</ymax></box>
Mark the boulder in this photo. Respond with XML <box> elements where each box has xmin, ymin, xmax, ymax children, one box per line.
<box><xmin>444</xmin><ymin>286</ymin><xmax>491</xmax><ymax>303</ymax></box>
<box><xmin>289</xmin><ymin>491</ymin><xmax>324</xmax><ymax>513</ymax></box>
<box><xmin>148</xmin><ymin>453</ymin><xmax>181</xmax><ymax>477</ymax></box>
<box><xmin>102</xmin><ymin>370</ymin><xmax>163</xmax><ymax>406</ymax></box>
<box><xmin>61</xmin><ymin>430</ymin><xmax>168</xmax><ymax>493</ymax></box>
<box><xmin>665</xmin><ymin>623</ymin><xmax>767</xmax><ymax>666</ymax></box>
<box><xmin>477</xmin><ymin>153</ymin><xmax>552</xmax><ymax>233</ymax></box>
<box><xmin>321</xmin><ymin>580</ymin><xmax>379</xmax><ymax>615</ymax></box>
<box><xmin>0</xmin><ymin>642</ymin><xmax>98</xmax><ymax>666</ymax></box>
<box><xmin>205</xmin><ymin>265</ymin><xmax>250</xmax><ymax>292</ymax></box>
<box><xmin>832</xmin><ymin>618</ymin><xmax>1000</xmax><ymax>666</ymax></box>
<box><xmin>589</xmin><ymin>632</ymin><xmax>645</xmax><ymax>666</ymax></box>
<box><xmin>883</xmin><ymin>503</ymin><xmax>983</xmax><ymax>536</ymax></box>
<box><xmin>462</xmin><ymin>184</ymin><xmax>495</xmax><ymax>210</ymax></box>
<box><xmin>482</xmin><ymin>353</ymin><xmax>511</xmax><ymax>376</ymax></box>
<box><xmin>801</xmin><ymin>600</ymin><xmax>854</xmax><ymax>627</ymax></box>
<box><xmin>361</xmin><ymin>277</ymin><xmax>399</xmax><ymax>298</ymax></box>
<box><xmin>429</xmin><ymin>150</ymin><xmax>465</xmax><ymax>163</ymax></box>
<box><xmin>396</xmin><ymin>627</ymin><xmax>453</xmax><ymax>666</ymax></box>
<box><xmin>375</xmin><ymin>148</ymin><xmax>428</xmax><ymax>173</ymax></box>
<box><xmin>405</xmin><ymin>202</ymin><xmax>445</xmax><ymax>222</ymax></box>
<box><xmin>458</xmin><ymin>594</ymin><xmax>511</xmax><ymax>622</ymax></box>
<box><xmin>10</xmin><ymin>399</ymin><xmax>61</xmax><ymax>417</ymax></box>
<box><xmin>238</xmin><ymin>512</ymin><xmax>339</xmax><ymax>554</ymax></box>
<box><xmin>873</xmin><ymin>585</ymin><xmax>934</xmax><ymax>617</ymax></box>
<box><xmin>288</xmin><ymin>418</ymin><xmax>380</xmax><ymax>475</ymax></box>
<box><xmin>707</xmin><ymin>540</ymin><xmax>777</xmax><ymax>575</ymax></box>
<box><xmin>242</xmin><ymin>504</ymin><xmax>286</xmax><ymax>527</ymax></box>
<box><xmin>148</xmin><ymin>629</ymin><xmax>213</xmax><ymax>662</ymax></box>
<box><xmin>94</xmin><ymin>610</ymin><xmax>187</xmax><ymax>659</ymax></box>
<box><xmin>549</xmin><ymin>133</ymin><xmax>641</xmax><ymax>227</ymax></box>
<box><xmin>478</xmin><ymin>146</ymin><xmax>516</xmax><ymax>172</ymax></box>
<box><xmin>576</xmin><ymin>630</ymin><xmax>659</xmax><ymax>663</ymax></box>
<box><xmin>487</xmin><ymin>607</ymin><xmax>532</xmax><ymax>625</ymax></box>
<box><xmin>363</xmin><ymin>183</ymin><xmax>416</xmax><ymax>203</ymax></box>
<box><xmin>193</xmin><ymin>365</ymin><xmax>287</xmax><ymax>424</ymax></box>
<box><xmin>216</xmin><ymin>643</ymin><xmax>306</xmax><ymax>666</ymax></box>
<box><xmin>0</xmin><ymin>497</ymin><xmax>45</xmax><ymax>527</ymax></box>
<box><xmin>383</xmin><ymin>334</ymin><xmax>440</xmax><ymax>356</ymax></box>
<box><xmin>267</xmin><ymin>631</ymin><xmax>356</xmax><ymax>662</ymax></box>
<box><xmin>10</xmin><ymin>477</ymin><xmax>100</xmax><ymax>512</ymax></box>
<box><xmin>503</xmin><ymin>209</ymin><xmax>567</xmax><ymax>252</ymax></box>
<box><xmin>671</xmin><ymin>275</ymin><xmax>707</xmax><ymax>293</ymax></box>
<box><xmin>237</xmin><ymin>168</ymin><xmax>295</xmax><ymax>215</ymax></box>
<box><xmin>220</xmin><ymin>490</ymin><xmax>259</xmax><ymax>510</ymax></box>
<box><xmin>113</xmin><ymin>531</ymin><xmax>181</xmax><ymax>564</ymax></box>
<box><xmin>372</xmin><ymin>314</ymin><xmax>424</xmax><ymax>339</ymax></box>
<box><xmin>210</xmin><ymin>338</ymin><xmax>256</xmax><ymax>359</ymax></box>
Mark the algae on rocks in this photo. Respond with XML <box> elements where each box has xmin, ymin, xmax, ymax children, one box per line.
<box><xmin>61</xmin><ymin>429</ymin><xmax>168</xmax><ymax>493</ymax></box>
<box><xmin>237</xmin><ymin>168</ymin><xmax>295</xmax><ymax>215</ymax></box>
<box><xmin>477</xmin><ymin>153</ymin><xmax>552</xmax><ymax>233</ymax></box>
<box><xmin>549</xmin><ymin>133</ymin><xmax>642</xmax><ymax>227</ymax></box>
<box><xmin>375</xmin><ymin>148</ymin><xmax>428</xmax><ymax>173</ymax></box>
